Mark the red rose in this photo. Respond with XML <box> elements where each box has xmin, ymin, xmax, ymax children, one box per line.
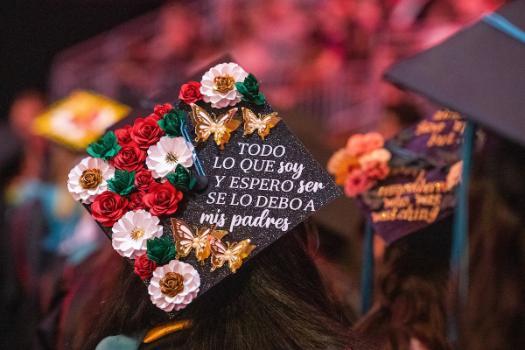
<box><xmin>147</xmin><ymin>112</ymin><xmax>162</xmax><ymax>122</ymax></box>
<box><xmin>153</xmin><ymin>103</ymin><xmax>173</xmax><ymax>118</ymax></box>
<box><xmin>91</xmin><ymin>191</ymin><xmax>129</xmax><ymax>227</ymax></box>
<box><xmin>179</xmin><ymin>81</ymin><xmax>202</xmax><ymax>104</ymax></box>
<box><xmin>128</xmin><ymin>191</ymin><xmax>146</xmax><ymax>211</ymax></box>
<box><xmin>131</xmin><ymin>116</ymin><xmax>164</xmax><ymax>149</ymax></box>
<box><xmin>115</xmin><ymin>125</ymin><xmax>133</xmax><ymax>146</ymax></box>
<box><xmin>111</xmin><ymin>143</ymin><xmax>146</xmax><ymax>171</ymax></box>
<box><xmin>143</xmin><ymin>181</ymin><xmax>183</xmax><ymax>216</ymax></box>
<box><xmin>134</xmin><ymin>169</ymin><xmax>155</xmax><ymax>192</ymax></box>
<box><xmin>134</xmin><ymin>254</ymin><xmax>157</xmax><ymax>280</ymax></box>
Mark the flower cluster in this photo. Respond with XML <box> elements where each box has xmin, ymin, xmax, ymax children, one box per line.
<box><xmin>178</xmin><ymin>62</ymin><xmax>266</xmax><ymax>109</ymax></box>
<box><xmin>327</xmin><ymin>132</ymin><xmax>391</xmax><ymax>197</ymax></box>
<box><xmin>68</xmin><ymin>103</ymin><xmax>200</xmax><ymax>311</ymax></box>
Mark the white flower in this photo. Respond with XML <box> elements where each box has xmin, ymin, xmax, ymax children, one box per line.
<box><xmin>146</xmin><ymin>136</ymin><xmax>193</xmax><ymax>178</ymax></box>
<box><xmin>148</xmin><ymin>260</ymin><xmax>200</xmax><ymax>312</ymax></box>
<box><xmin>446</xmin><ymin>161</ymin><xmax>463</xmax><ymax>190</ymax></box>
<box><xmin>200</xmin><ymin>62</ymin><xmax>249</xmax><ymax>108</ymax></box>
<box><xmin>358</xmin><ymin>148</ymin><xmax>392</xmax><ymax>166</ymax></box>
<box><xmin>67</xmin><ymin>157</ymin><xmax>115</xmax><ymax>204</ymax></box>
<box><xmin>111</xmin><ymin>210</ymin><xmax>163</xmax><ymax>258</ymax></box>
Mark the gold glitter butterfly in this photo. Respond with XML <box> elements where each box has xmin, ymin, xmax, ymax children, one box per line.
<box><xmin>190</xmin><ymin>104</ymin><xmax>240</xmax><ymax>149</ymax></box>
<box><xmin>171</xmin><ymin>218</ymin><xmax>228</xmax><ymax>263</ymax></box>
<box><xmin>241</xmin><ymin>107</ymin><xmax>281</xmax><ymax>140</ymax></box>
<box><xmin>210</xmin><ymin>238</ymin><xmax>255</xmax><ymax>273</ymax></box>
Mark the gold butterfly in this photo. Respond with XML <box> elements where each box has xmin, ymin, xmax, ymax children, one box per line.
<box><xmin>190</xmin><ymin>104</ymin><xmax>241</xmax><ymax>149</ymax></box>
<box><xmin>241</xmin><ymin>107</ymin><xmax>281</xmax><ymax>140</ymax></box>
<box><xmin>210</xmin><ymin>238</ymin><xmax>255</xmax><ymax>273</ymax></box>
<box><xmin>171</xmin><ymin>218</ymin><xmax>228</xmax><ymax>263</ymax></box>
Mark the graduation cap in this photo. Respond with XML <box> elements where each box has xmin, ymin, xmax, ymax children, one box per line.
<box><xmin>66</xmin><ymin>61</ymin><xmax>340</xmax><ymax>315</ymax></box>
<box><xmin>384</xmin><ymin>0</ymin><xmax>525</xmax><ymax>147</ymax></box>
<box><xmin>33</xmin><ymin>90</ymin><xmax>131</xmax><ymax>150</ymax></box>
<box><xmin>382</xmin><ymin>0</ymin><xmax>525</xmax><ymax>337</ymax></box>
<box><xmin>327</xmin><ymin>109</ymin><xmax>465</xmax><ymax>312</ymax></box>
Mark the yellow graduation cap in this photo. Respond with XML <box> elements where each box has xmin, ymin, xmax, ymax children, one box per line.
<box><xmin>33</xmin><ymin>90</ymin><xmax>130</xmax><ymax>150</ymax></box>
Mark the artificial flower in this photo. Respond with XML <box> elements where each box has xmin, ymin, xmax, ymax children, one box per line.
<box><xmin>107</xmin><ymin>169</ymin><xmax>135</xmax><ymax>196</ymax></box>
<box><xmin>128</xmin><ymin>191</ymin><xmax>146</xmax><ymax>211</ymax></box>
<box><xmin>90</xmin><ymin>191</ymin><xmax>129</xmax><ymax>227</ymax></box>
<box><xmin>235</xmin><ymin>74</ymin><xmax>266</xmax><ymax>105</ymax></box>
<box><xmin>111</xmin><ymin>143</ymin><xmax>146</xmax><ymax>172</ymax></box>
<box><xmin>114</xmin><ymin>125</ymin><xmax>134</xmax><ymax>146</ymax></box>
<box><xmin>157</xmin><ymin>110</ymin><xmax>185</xmax><ymax>137</ymax></box>
<box><xmin>179</xmin><ymin>81</ymin><xmax>202</xmax><ymax>105</ymax></box>
<box><xmin>446</xmin><ymin>161</ymin><xmax>463</xmax><ymax>190</ymax></box>
<box><xmin>166</xmin><ymin>165</ymin><xmax>197</xmax><ymax>192</ymax></box>
<box><xmin>86</xmin><ymin>131</ymin><xmax>121</xmax><ymax>160</ymax></box>
<box><xmin>131</xmin><ymin>116</ymin><xmax>165</xmax><ymax>149</ymax></box>
<box><xmin>346</xmin><ymin>132</ymin><xmax>385</xmax><ymax>158</ymax></box>
<box><xmin>200</xmin><ymin>62</ymin><xmax>248</xmax><ymax>108</ymax></box>
<box><xmin>153</xmin><ymin>103</ymin><xmax>174</xmax><ymax>118</ymax></box>
<box><xmin>67</xmin><ymin>157</ymin><xmax>115</xmax><ymax>204</ymax></box>
<box><xmin>148</xmin><ymin>260</ymin><xmax>200</xmax><ymax>312</ymax></box>
<box><xmin>134</xmin><ymin>254</ymin><xmax>157</xmax><ymax>280</ymax></box>
<box><xmin>326</xmin><ymin>149</ymin><xmax>359</xmax><ymax>185</ymax></box>
<box><xmin>344</xmin><ymin>169</ymin><xmax>374</xmax><ymax>197</ymax></box>
<box><xmin>362</xmin><ymin>160</ymin><xmax>390</xmax><ymax>181</ymax></box>
<box><xmin>111</xmin><ymin>209</ymin><xmax>163</xmax><ymax>258</ymax></box>
<box><xmin>134</xmin><ymin>168</ymin><xmax>155</xmax><ymax>192</ymax></box>
<box><xmin>146</xmin><ymin>136</ymin><xmax>193</xmax><ymax>178</ymax></box>
<box><xmin>358</xmin><ymin>148</ymin><xmax>392</xmax><ymax>167</ymax></box>
<box><xmin>143</xmin><ymin>181</ymin><xmax>183</xmax><ymax>216</ymax></box>
<box><xmin>146</xmin><ymin>235</ymin><xmax>176</xmax><ymax>265</ymax></box>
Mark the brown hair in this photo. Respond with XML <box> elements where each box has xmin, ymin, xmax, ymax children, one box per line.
<box><xmin>80</xmin><ymin>222</ymin><xmax>365</xmax><ymax>350</ymax></box>
<box><xmin>461</xmin><ymin>136</ymin><xmax>525</xmax><ymax>349</ymax></box>
<box><xmin>354</xmin><ymin>218</ymin><xmax>453</xmax><ymax>350</ymax></box>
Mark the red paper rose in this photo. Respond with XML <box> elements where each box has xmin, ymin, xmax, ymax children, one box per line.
<box><xmin>114</xmin><ymin>125</ymin><xmax>133</xmax><ymax>146</ymax></box>
<box><xmin>111</xmin><ymin>144</ymin><xmax>146</xmax><ymax>171</ymax></box>
<box><xmin>134</xmin><ymin>254</ymin><xmax>157</xmax><ymax>280</ymax></box>
<box><xmin>179</xmin><ymin>81</ymin><xmax>202</xmax><ymax>104</ymax></box>
<box><xmin>90</xmin><ymin>191</ymin><xmax>129</xmax><ymax>227</ymax></box>
<box><xmin>131</xmin><ymin>116</ymin><xmax>164</xmax><ymax>149</ymax></box>
<box><xmin>134</xmin><ymin>169</ymin><xmax>155</xmax><ymax>192</ymax></box>
<box><xmin>143</xmin><ymin>181</ymin><xmax>183</xmax><ymax>216</ymax></box>
<box><xmin>128</xmin><ymin>191</ymin><xmax>146</xmax><ymax>211</ymax></box>
<box><xmin>153</xmin><ymin>103</ymin><xmax>173</xmax><ymax>118</ymax></box>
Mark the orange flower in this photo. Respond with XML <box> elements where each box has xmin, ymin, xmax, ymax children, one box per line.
<box><xmin>327</xmin><ymin>149</ymin><xmax>359</xmax><ymax>185</ymax></box>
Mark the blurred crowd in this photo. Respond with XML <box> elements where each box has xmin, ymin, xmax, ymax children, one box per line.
<box><xmin>0</xmin><ymin>0</ymin><xmax>508</xmax><ymax>349</ymax></box>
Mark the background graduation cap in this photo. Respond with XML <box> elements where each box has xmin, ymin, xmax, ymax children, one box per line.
<box><xmin>66</xmin><ymin>59</ymin><xmax>341</xmax><ymax>317</ymax></box>
<box><xmin>383</xmin><ymin>0</ymin><xmax>525</xmax><ymax>339</ymax></box>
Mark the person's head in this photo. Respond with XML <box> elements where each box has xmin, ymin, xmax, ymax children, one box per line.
<box><xmin>8</xmin><ymin>90</ymin><xmax>45</xmax><ymax>142</ymax></box>
<box><xmin>81</xmin><ymin>222</ymin><xmax>354</xmax><ymax>350</ymax></box>
<box><xmin>462</xmin><ymin>135</ymin><xmax>525</xmax><ymax>350</ymax></box>
<box><xmin>355</xmin><ymin>218</ymin><xmax>453</xmax><ymax>350</ymax></box>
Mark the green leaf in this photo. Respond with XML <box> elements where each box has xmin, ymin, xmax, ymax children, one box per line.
<box><xmin>107</xmin><ymin>170</ymin><xmax>135</xmax><ymax>196</ymax></box>
<box><xmin>166</xmin><ymin>165</ymin><xmax>196</xmax><ymax>192</ymax></box>
<box><xmin>157</xmin><ymin>109</ymin><xmax>186</xmax><ymax>137</ymax></box>
<box><xmin>86</xmin><ymin>131</ymin><xmax>121</xmax><ymax>160</ymax></box>
<box><xmin>235</xmin><ymin>74</ymin><xmax>266</xmax><ymax>106</ymax></box>
<box><xmin>147</xmin><ymin>236</ymin><xmax>176</xmax><ymax>265</ymax></box>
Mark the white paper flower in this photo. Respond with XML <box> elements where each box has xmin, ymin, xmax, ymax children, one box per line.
<box><xmin>200</xmin><ymin>62</ymin><xmax>249</xmax><ymax>108</ymax></box>
<box><xmin>67</xmin><ymin>156</ymin><xmax>115</xmax><ymax>204</ymax></box>
<box><xmin>146</xmin><ymin>136</ymin><xmax>194</xmax><ymax>178</ymax></box>
<box><xmin>358</xmin><ymin>148</ymin><xmax>392</xmax><ymax>166</ymax></box>
<box><xmin>111</xmin><ymin>209</ymin><xmax>163</xmax><ymax>258</ymax></box>
<box><xmin>148</xmin><ymin>260</ymin><xmax>200</xmax><ymax>312</ymax></box>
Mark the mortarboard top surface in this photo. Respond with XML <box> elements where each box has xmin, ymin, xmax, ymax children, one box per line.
<box><xmin>71</xmin><ymin>58</ymin><xmax>341</xmax><ymax>312</ymax></box>
<box><xmin>358</xmin><ymin>110</ymin><xmax>464</xmax><ymax>244</ymax></box>
<box><xmin>384</xmin><ymin>0</ymin><xmax>525</xmax><ymax>146</ymax></box>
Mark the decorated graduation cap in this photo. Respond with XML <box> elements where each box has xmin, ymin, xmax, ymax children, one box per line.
<box><xmin>33</xmin><ymin>90</ymin><xmax>131</xmax><ymax>150</ymax></box>
<box><xmin>66</xmin><ymin>61</ymin><xmax>340</xmax><ymax>314</ymax></box>
<box><xmin>327</xmin><ymin>110</ymin><xmax>465</xmax><ymax>312</ymax></box>
<box><xmin>382</xmin><ymin>0</ymin><xmax>525</xmax><ymax>331</ymax></box>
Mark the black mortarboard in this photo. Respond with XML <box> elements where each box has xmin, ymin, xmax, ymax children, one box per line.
<box><xmin>66</xmin><ymin>60</ymin><xmax>340</xmax><ymax>314</ymax></box>
<box><xmin>385</xmin><ymin>0</ymin><xmax>525</xmax><ymax>146</ymax></box>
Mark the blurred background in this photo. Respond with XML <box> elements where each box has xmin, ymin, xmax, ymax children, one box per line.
<box><xmin>0</xmin><ymin>0</ymin><xmax>503</xmax><ymax>348</ymax></box>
